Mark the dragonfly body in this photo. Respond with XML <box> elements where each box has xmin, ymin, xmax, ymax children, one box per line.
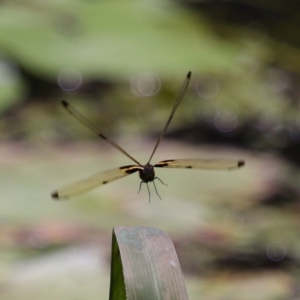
<box><xmin>51</xmin><ymin>71</ymin><xmax>245</xmax><ymax>201</ymax></box>
<box><xmin>139</xmin><ymin>163</ymin><xmax>155</xmax><ymax>182</ymax></box>
<box><xmin>108</xmin><ymin>164</ymin><xmax>156</xmax><ymax>183</ymax></box>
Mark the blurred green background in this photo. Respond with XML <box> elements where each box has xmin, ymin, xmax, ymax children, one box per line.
<box><xmin>1</xmin><ymin>0</ymin><xmax>300</xmax><ymax>299</ymax></box>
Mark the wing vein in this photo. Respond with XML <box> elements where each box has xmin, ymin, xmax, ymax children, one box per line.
<box><xmin>51</xmin><ymin>165</ymin><xmax>140</xmax><ymax>200</ymax></box>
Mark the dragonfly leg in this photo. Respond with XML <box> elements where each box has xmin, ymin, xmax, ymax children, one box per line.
<box><xmin>146</xmin><ymin>183</ymin><xmax>151</xmax><ymax>203</ymax></box>
<box><xmin>138</xmin><ymin>181</ymin><xmax>143</xmax><ymax>194</ymax></box>
<box><xmin>154</xmin><ymin>176</ymin><xmax>168</xmax><ymax>186</ymax></box>
<box><xmin>138</xmin><ymin>181</ymin><xmax>152</xmax><ymax>203</ymax></box>
<box><xmin>152</xmin><ymin>180</ymin><xmax>161</xmax><ymax>200</ymax></box>
<box><xmin>139</xmin><ymin>177</ymin><xmax>167</xmax><ymax>202</ymax></box>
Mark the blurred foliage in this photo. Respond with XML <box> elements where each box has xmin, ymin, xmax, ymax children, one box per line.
<box><xmin>0</xmin><ymin>0</ymin><xmax>238</xmax><ymax>80</ymax></box>
<box><xmin>1</xmin><ymin>0</ymin><xmax>300</xmax><ymax>300</ymax></box>
<box><xmin>1</xmin><ymin>0</ymin><xmax>300</xmax><ymax>157</ymax></box>
<box><xmin>0</xmin><ymin>0</ymin><xmax>242</xmax><ymax>142</ymax></box>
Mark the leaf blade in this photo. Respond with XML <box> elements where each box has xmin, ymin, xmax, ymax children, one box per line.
<box><xmin>110</xmin><ymin>226</ymin><xmax>190</xmax><ymax>300</ymax></box>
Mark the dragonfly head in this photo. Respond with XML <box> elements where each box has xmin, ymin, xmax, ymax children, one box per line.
<box><xmin>139</xmin><ymin>163</ymin><xmax>155</xmax><ymax>182</ymax></box>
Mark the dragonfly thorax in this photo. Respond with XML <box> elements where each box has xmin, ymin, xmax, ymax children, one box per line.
<box><xmin>139</xmin><ymin>163</ymin><xmax>155</xmax><ymax>182</ymax></box>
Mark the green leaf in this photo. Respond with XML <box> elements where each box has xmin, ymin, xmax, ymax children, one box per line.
<box><xmin>109</xmin><ymin>226</ymin><xmax>189</xmax><ymax>300</ymax></box>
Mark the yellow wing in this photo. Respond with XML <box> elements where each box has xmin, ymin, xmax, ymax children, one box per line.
<box><xmin>51</xmin><ymin>165</ymin><xmax>140</xmax><ymax>200</ymax></box>
<box><xmin>154</xmin><ymin>159</ymin><xmax>245</xmax><ymax>170</ymax></box>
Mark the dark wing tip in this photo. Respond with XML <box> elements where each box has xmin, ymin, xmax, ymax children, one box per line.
<box><xmin>238</xmin><ymin>160</ymin><xmax>245</xmax><ymax>167</ymax></box>
<box><xmin>51</xmin><ymin>191</ymin><xmax>59</xmax><ymax>199</ymax></box>
<box><xmin>187</xmin><ymin>71</ymin><xmax>192</xmax><ymax>78</ymax></box>
<box><xmin>61</xmin><ymin>100</ymin><xmax>69</xmax><ymax>107</ymax></box>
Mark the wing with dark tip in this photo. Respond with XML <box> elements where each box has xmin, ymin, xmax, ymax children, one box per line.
<box><xmin>154</xmin><ymin>159</ymin><xmax>245</xmax><ymax>170</ymax></box>
<box><xmin>61</xmin><ymin>100</ymin><xmax>142</xmax><ymax>166</ymax></box>
<box><xmin>147</xmin><ymin>71</ymin><xmax>191</xmax><ymax>164</ymax></box>
<box><xmin>51</xmin><ymin>165</ymin><xmax>141</xmax><ymax>200</ymax></box>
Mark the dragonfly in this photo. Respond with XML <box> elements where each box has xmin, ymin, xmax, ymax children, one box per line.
<box><xmin>51</xmin><ymin>71</ymin><xmax>245</xmax><ymax>201</ymax></box>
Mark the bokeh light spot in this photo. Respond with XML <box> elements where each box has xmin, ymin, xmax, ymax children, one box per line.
<box><xmin>214</xmin><ymin>110</ymin><xmax>238</xmax><ymax>133</ymax></box>
<box><xmin>258</xmin><ymin>111</ymin><xmax>282</xmax><ymax>135</ymax></box>
<box><xmin>266</xmin><ymin>242</ymin><xmax>286</xmax><ymax>261</ymax></box>
<box><xmin>195</xmin><ymin>75</ymin><xmax>219</xmax><ymax>99</ymax></box>
<box><xmin>57</xmin><ymin>67</ymin><xmax>82</xmax><ymax>92</ymax></box>
<box><xmin>131</xmin><ymin>73</ymin><xmax>161</xmax><ymax>97</ymax></box>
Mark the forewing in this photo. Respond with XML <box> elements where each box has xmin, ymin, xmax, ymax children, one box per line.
<box><xmin>147</xmin><ymin>72</ymin><xmax>191</xmax><ymax>164</ymax></box>
<box><xmin>61</xmin><ymin>101</ymin><xmax>142</xmax><ymax>166</ymax></box>
<box><xmin>154</xmin><ymin>159</ymin><xmax>245</xmax><ymax>170</ymax></box>
<box><xmin>51</xmin><ymin>165</ymin><xmax>141</xmax><ymax>200</ymax></box>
